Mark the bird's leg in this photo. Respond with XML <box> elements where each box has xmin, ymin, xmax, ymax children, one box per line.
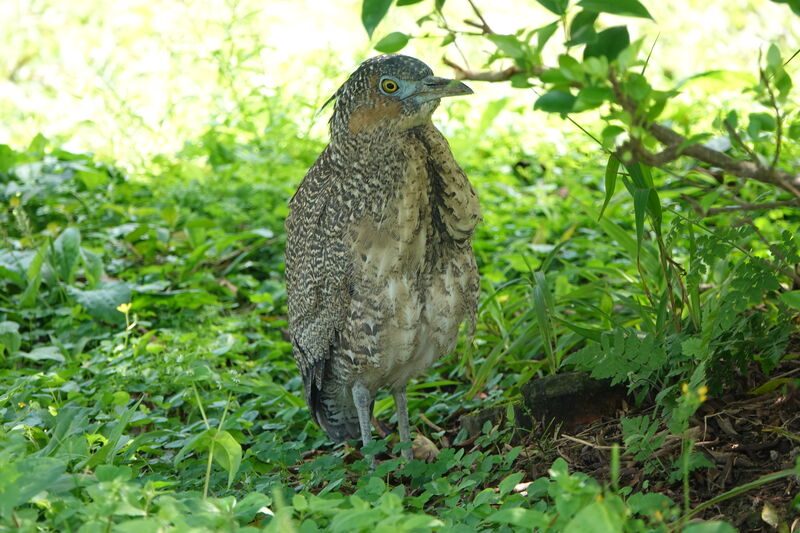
<box><xmin>393</xmin><ymin>389</ymin><xmax>413</xmax><ymax>460</ymax></box>
<box><xmin>351</xmin><ymin>381</ymin><xmax>376</xmax><ymax>467</ymax></box>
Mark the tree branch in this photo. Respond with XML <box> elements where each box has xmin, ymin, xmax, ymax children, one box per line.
<box><xmin>607</xmin><ymin>68</ymin><xmax>800</xmax><ymax>199</ymax></box>
<box><xmin>443</xmin><ymin>57</ymin><xmax>524</xmax><ymax>81</ymax></box>
<box><xmin>442</xmin><ymin>58</ymin><xmax>800</xmax><ymax>199</ymax></box>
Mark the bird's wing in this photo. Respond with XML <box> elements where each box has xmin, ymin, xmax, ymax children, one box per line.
<box><xmin>285</xmin><ymin>151</ymin><xmax>352</xmax><ymax>396</ymax></box>
<box><xmin>416</xmin><ymin>125</ymin><xmax>482</xmax><ymax>242</ymax></box>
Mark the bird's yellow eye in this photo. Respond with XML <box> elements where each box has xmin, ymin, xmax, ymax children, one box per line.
<box><xmin>381</xmin><ymin>78</ymin><xmax>399</xmax><ymax>93</ymax></box>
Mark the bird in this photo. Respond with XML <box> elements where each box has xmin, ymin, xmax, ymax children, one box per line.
<box><xmin>285</xmin><ymin>54</ymin><xmax>481</xmax><ymax>461</ymax></box>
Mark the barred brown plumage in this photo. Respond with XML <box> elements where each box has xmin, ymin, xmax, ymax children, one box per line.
<box><xmin>285</xmin><ymin>54</ymin><xmax>481</xmax><ymax>462</ymax></box>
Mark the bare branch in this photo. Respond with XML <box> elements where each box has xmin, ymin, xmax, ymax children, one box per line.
<box><xmin>443</xmin><ymin>57</ymin><xmax>524</xmax><ymax>81</ymax></box>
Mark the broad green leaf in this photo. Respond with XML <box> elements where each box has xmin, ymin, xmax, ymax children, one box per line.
<box><xmin>574</xmin><ymin>85</ymin><xmax>613</xmax><ymax>111</ymax></box>
<box><xmin>567</xmin><ymin>10</ymin><xmax>597</xmax><ymax>46</ymax></box>
<box><xmin>599</xmin><ymin>154</ymin><xmax>619</xmax><ymax>219</ymax></box>
<box><xmin>487</xmin><ymin>34</ymin><xmax>527</xmax><ymax>59</ymax></box>
<box><xmin>52</xmin><ymin>226</ymin><xmax>81</xmax><ymax>283</ymax></box>
<box><xmin>584</xmin><ymin>26</ymin><xmax>630</xmax><ymax>61</ymax></box>
<box><xmin>564</xmin><ymin>498</ymin><xmax>624</xmax><ymax>532</ymax></box>
<box><xmin>37</xmin><ymin>405</ymin><xmax>90</xmax><ymax>457</ymax></box>
<box><xmin>780</xmin><ymin>290</ymin><xmax>800</xmax><ymax>310</ymax></box>
<box><xmin>67</xmin><ymin>281</ymin><xmax>131</xmax><ymax>325</ymax></box>
<box><xmin>397</xmin><ymin>0</ymin><xmax>424</xmax><ymax>5</ymax></box>
<box><xmin>374</xmin><ymin>32</ymin><xmax>409</xmax><ymax>53</ymax></box>
<box><xmin>173</xmin><ymin>428</ymin><xmax>213</xmax><ymax>466</ymax></box>
<box><xmin>20</xmin><ymin>243</ymin><xmax>47</xmax><ymax>308</ymax></box>
<box><xmin>577</xmin><ymin>0</ymin><xmax>653</xmax><ymax>19</ymax></box>
<box><xmin>0</xmin><ymin>457</ymin><xmax>66</xmax><ymax>517</ymax></box>
<box><xmin>18</xmin><ymin>345</ymin><xmax>64</xmax><ymax>362</ymax></box>
<box><xmin>498</xmin><ymin>472</ymin><xmax>524</xmax><ymax>496</ymax></box>
<box><xmin>0</xmin><ymin>321</ymin><xmax>21</xmax><ymax>357</ymax></box>
<box><xmin>534</xmin><ymin>90</ymin><xmax>576</xmax><ymax>113</ymax></box>
<box><xmin>80</xmin><ymin>247</ymin><xmax>104</xmax><ymax>287</ymax></box>
<box><xmin>361</xmin><ymin>0</ymin><xmax>392</xmax><ymax>38</ymax></box>
<box><xmin>536</xmin><ymin>0</ymin><xmax>569</xmax><ymax>15</ymax></box>
<box><xmin>210</xmin><ymin>429</ymin><xmax>242</xmax><ymax>488</ymax></box>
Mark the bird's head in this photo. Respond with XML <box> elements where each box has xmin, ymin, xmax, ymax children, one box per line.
<box><xmin>327</xmin><ymin>54</ymin><xmax>472</xmax><ymax>141</ymax></box>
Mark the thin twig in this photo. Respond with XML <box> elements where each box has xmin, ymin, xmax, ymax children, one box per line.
<box><xmin>418</xmin><ymin>413</ymin><xmax>445</xmax><ymax>433</ymax></box>
<box><xmin>561</xmin><ymin>434</ymin><xmax>615</xmax><ymax>450</ymax></box>
<box><xmin>760</xmin><ymin>67</ymin><xmax>783</xmax><ymax>173</ymax></box>
<box><xmin>466</xmin><ymin>0</ymin><xmax>494</xmax><ymax>34</ymax></box>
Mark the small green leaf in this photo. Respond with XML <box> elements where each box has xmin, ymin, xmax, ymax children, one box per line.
<box><xmin>374</xmin><ymin>32</ymin><xmax>410</xmax><ymax>53</ymax></box>
<box><xmin>534</xmin><ymin>90</ymin><xmax>576</xmax><ymax>113</ymax></box>
<box><xmin>682</xmin><ymin>521</ymin><xmax>738</xmax><ymax>533</ymax></box>
<box><xmin>599</xmin><ymin>154</ymin><xmax>619</xmax><ymax>219</ymax></box>
<box><xmin>584</xmin><ymin>26</ymin><xmax>630</xmax><ymax>61</ymax></box>
<box><xmin>397</xmin><ymin>0</ymin><xmax>424</xmax><ymax>5</ymax></box>
<box><xmin>724</xmin><ymin>110</ymin><xmax>738</xmax><ymax>129</ymax></box>
<box><xmin>748</xmin><ymin>112</ymin><xmax>777</xmax><ymax>138</ymax></box>
<box><xmin>52</xmin><ymin>227</ymin><xmax>81</xmax><ymax>283</ymax></box>
<box><xmin>0</xmin><ymin>321</ymin><xmax>21</xmax><ymax>357</ymax></box>
<box><xmin>577</xmin><ymin>0</ymin><xmax>653</xmax><ymax>19</ymax></box>
<box><xmin>361</xmin><ymin>0</ymin><xmax>393</xmax><ymax>38</ymax></box>
<box><xmin>766</xmin><ymin>44</ymin><xmax>782</xmax><ymax>68</ymax></box>
<box><xmin>536</xmin><ymin>21</ymin><xmax>560</xmax><ymax>53</ymax></box>
<box><xmin>536</xmin><ymin>0</ymin><xmax>569</xmax><ymax>15</ymax></box>
<box><xmin>780</xmin><ymin>290</ymin><xmax>800</xmax><ymax>310</ymax></box>
<box><xmin>20</xmin><ymin>243</ymin><xmax>47</xmax><ymax>308</ymax></box>
<box><xmin>632</xmin><ymin>186</ymin><xmax>649</xmax><ymax>249</ymax></box>
<box><xmin>601</xmin><ymin>125</ymin><xmax>625</xmax><ymax>148</ymax></box>
<box><xmin>174</xmin><ymin>429</ymin><xmax>212</xmax><ymax>466</ymax></box>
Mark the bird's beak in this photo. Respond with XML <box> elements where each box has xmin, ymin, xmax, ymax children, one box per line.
<box><xmin>408</xmin><ymin>76</ymin><xmax>473</xmax><ymax>104</ymax></box>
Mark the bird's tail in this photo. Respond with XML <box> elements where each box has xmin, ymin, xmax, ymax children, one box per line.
<box><xmin>307</xmin><ymin>382</ymin><xmax>371</xmax><ymax>443</ymax></box>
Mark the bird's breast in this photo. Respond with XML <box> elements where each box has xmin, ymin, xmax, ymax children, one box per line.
<box><xmin>341</xmin><ymin>139</ymin><xmax>477</xmax><ymax>392</ymax></box>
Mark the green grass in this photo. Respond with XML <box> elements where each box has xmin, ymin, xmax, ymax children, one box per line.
<box><xmin>2</xmin><ymin>1</ymin><xmax>800</xmax><ymax>530</ymax></box>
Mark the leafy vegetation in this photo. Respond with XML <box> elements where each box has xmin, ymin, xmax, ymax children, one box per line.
<box><xmin>2</xmin><ymin>0</ymin><xmax>799</xmax><ymax>531</ymax></box>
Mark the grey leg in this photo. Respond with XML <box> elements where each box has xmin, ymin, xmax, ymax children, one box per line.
<box><xmin>351</xmin><ymin>381</ymin><xmax>375</xmax><ymax>467</ymax></box>
<box><xmin>393</xmin><ymin>389</ymin><xmax>413</xmax><ymax>460</ymax></box>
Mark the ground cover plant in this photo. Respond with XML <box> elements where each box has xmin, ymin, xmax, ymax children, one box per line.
<box><xmin>1</xmin><ymin>0</ymin><xmax>799</xmax><ymax>531</ymax></box>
